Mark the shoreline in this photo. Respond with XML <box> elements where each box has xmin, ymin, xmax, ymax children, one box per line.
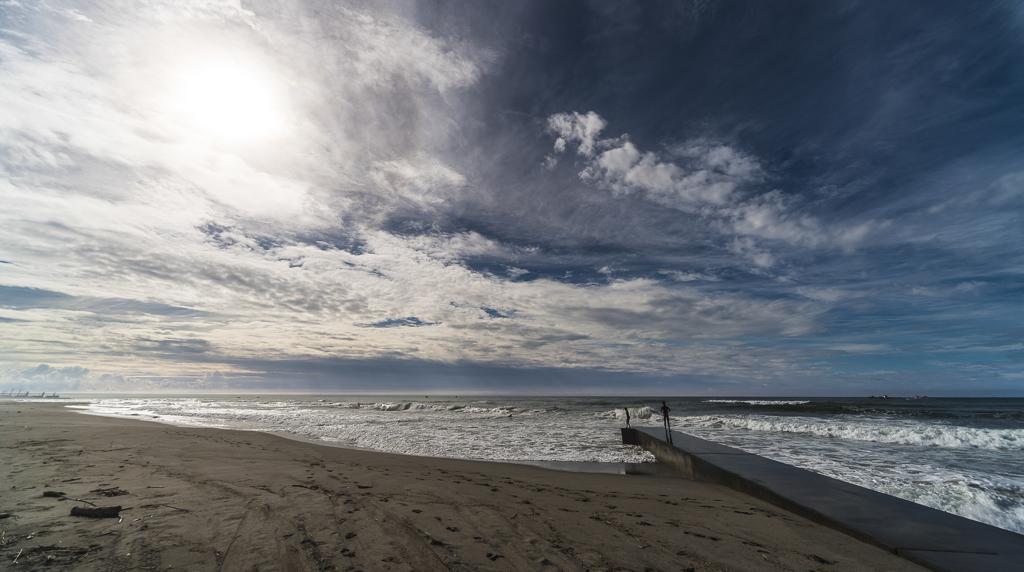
<box><xmin>1</xmin><ymin>401</ymin><xmax>927</xmax><ymax>571</ymax></box>
<box><xmin>62</xmin><ymin>402</ymin><xmax>666</xmax><ymax>476</ymax></box>
<box><xmin>60</xmin><ymin>396</ymin><xmax>667</xmax><ymax>469</ymax></box>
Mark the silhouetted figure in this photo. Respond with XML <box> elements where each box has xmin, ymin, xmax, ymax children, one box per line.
<box><xmin>624</xmin><ymin>407</ymin><xmax>631</xmax><ymax>428</ymax></box>
<box><xmin>660</xmin><ymin>401</ymin><xmax>673</xmax><ymax>444</ymax></box>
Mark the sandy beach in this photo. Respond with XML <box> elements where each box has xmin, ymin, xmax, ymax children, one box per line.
<box><xmin>0</xmin><ymin>402</ymin><xmax>926</xmax><ymax>571</ymax></box>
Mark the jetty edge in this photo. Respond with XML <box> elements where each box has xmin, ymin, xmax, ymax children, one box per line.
<box><xmin>622</xmin><ymin>426</ymin><xmax>1024</xmax><ymax>572</ymax></box>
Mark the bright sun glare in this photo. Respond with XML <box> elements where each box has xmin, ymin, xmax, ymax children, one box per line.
<box><xmin>175</xmin><ymin>60</ymin><xmax>282</xmax><ymax>142</ymax></box>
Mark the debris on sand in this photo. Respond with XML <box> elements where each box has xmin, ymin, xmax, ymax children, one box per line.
<box><xmin>90</xmin><ymin>487</ymin><xmax>130</xmax><ymax>497</ymax></box>
<box><xmin>70</xmin><ymin>506</ymin><xmax>121</xmax><ymax>518</ymax></box>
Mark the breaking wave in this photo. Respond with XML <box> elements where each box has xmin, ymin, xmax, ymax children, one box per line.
<box><xmin>611</xmin><ymin>406</ymin><xmax>653</xmax><ymax>420</ymax></box>
<box><xmin>680</xmin><ymin>415</ymin><xmax>1024</xmax><ymax>451</ymax></box>
<box><xmin>704</xmin><ymin>400</ymin><xmax>811</xmax><ymax>406</ymax></box>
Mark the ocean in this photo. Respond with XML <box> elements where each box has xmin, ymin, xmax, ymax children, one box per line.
<box><xmin>57</xmin><ymin>395</ymin><xmax>1024</xmax><ymax>535</ymax></box>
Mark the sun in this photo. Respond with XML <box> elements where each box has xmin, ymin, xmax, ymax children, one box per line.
<box><xmin>174</xmin><ymin>59</ymin><xmax>283</xmax><ymax>142</ymax></box>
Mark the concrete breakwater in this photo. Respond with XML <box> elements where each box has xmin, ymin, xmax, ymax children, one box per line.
<box><xmin>623</xmin><ymin>426</ymin><xmax>1024</xmax><ymax>572</ymax></box>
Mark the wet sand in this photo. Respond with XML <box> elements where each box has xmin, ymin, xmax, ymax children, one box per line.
<box><xmin>0</xmin><ymin>401</ymin><xmax>926</xmax><ymax>571</ymax></box>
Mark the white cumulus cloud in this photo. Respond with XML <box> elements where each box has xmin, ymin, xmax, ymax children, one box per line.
<box><xmin>546</xmin><ymin>110</ymin><xmax>879</xmax><ymax>267</ymax></box>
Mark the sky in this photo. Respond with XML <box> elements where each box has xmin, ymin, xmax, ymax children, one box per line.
<box><xmin>1</xmin><ymin>0</ymin><xmax>1022</xmax><ymax>396</ymax></box>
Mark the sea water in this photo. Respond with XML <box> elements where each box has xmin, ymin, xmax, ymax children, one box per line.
<box><xmin>60</xmin><ymin>395</ymin><xmax>1024</xmax><ymax>534</ymax></box>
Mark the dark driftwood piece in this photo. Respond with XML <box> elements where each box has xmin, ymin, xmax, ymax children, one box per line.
<box><xmin>42</xmin><ymin>491</ymin><xmax>65</xmax><ymax>498</ymax></box>
<box><xmin>70</xmin><ymin>506</ymin><xmax>121</xmax><ymax>518</ymax></box>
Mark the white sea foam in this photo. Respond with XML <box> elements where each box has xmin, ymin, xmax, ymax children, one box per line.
<box><xmin>76</xmin><ymin>398</ymin><xmax>655</xmax><ymax>464</ymax></box>
<box><xmin>680</xmin><ymin>423</ymin><xmax>1024</xmax><ymax>534</ymax></box>
<box><xmin>703</xmin><ymin>399</ymin><xmax>811</xmax><ymax>406</ymax></box>
<box><xmin>611</xmin><ymin>406</ymin><xmax>653</xmax><ymax>420</ymax></box>
<box><xmin>678</xmin><ymin>414</ymin><xmax>1024</xmax><ymax>451</ymax></box>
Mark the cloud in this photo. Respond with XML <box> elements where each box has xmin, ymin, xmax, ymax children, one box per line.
<box><xmin>370</xmin><ymin>156</ymin><xmax>468</xmax><ymax>204</ymax></box>
<box><xmin>4</xmin><ymin>3</ymin><xmax>1019</xmax><ymax>394</ymax></box>
<box><xmin>910</xmin><ymin>281</ymin><xmax>989</xmax><ymax>298</ymax></box>
<box><xmin>194</xmin><ymin>370</ymin><xmax>229</xmax><ymax>389</ymax></box>
<box><xmin>0</xmin><ymin>0</ymin><xmax>493</xmax><ymax>235</ymax></box>
<box><xmin>795</xmin><ymin>287</ymin><xmax>863</xmax><ymax>303</ymax></box>
<box><xmin>581</xmin><ymin>139</ymin><xmax>761</xmax><ymax>211</ymax></box>
<box><xmin>546</xmin><ymin>111</ymin><xmax>879</xmax><ymax>267</ymax></box>
<box><xmin>0</xmin><ymin>0</ymin><xmax>504</xmax><ymax>368</ymax></box>
<box><xmin>0</xmin><ymin>363</ymin><xmax>91</xmax><ymax>391</ymax></box>
<box><xmin>953</xmin><ymin>281</ymin><xmax>987</xmax><ymax>293</ymax></box>
<box><xmin>480</xmin><ymin>307</ymin><xmax>515</xmax><ymax>319</ymax></box>
<box><xmin>986</xmin><ymin>171</ymin><xmax>1024</xmax><ymax>206</ymax></box>
<box><xmin>340</xmin><ymin>10</ymin><xmax>489</xmax><ymax>95</ymax></box>
<box><xmin>547</xmin><ymin>111</ymin><xmax>760</xmax><ymax>211</ymax></box>
<box><xmin>659</xmin><ymin>270</ymin><xmax>720</xmax><ymax>282</ymax></box>
<box><xmin>358</xmin><ymin>317</ymin><xmax>441</xmax><ymax>328</ymax></box>
<box><xmin>0</xmin><ymin>205</ymin><xmax>829</xmax><ymax>377</ymax></box>
<box><xmin>547</xmin><ymin>111</ymin><xmax>608</xmax><ymax>159</ymax></box>
<box><xmin>724</xmin><ymin>190</ymin><xmax>876</xmax><ymax>249</ymax></box>
<box><xmin>728</xmin><ymin>237</ymin><xmax>776</xmax><ymax>268</ymax></box>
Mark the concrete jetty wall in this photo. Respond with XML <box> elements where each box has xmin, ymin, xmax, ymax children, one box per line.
<box><xmin>622</xmin><ymin>426</ymin><xmax>1024</xmax><ymax>572</ymax></box>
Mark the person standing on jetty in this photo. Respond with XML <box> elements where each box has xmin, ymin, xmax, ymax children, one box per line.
<box><xmin>660</xmin><ymin>401</ymin><xmax>673</xmax><ymax>444</ymax></box>
<box><xmin>624</xmin><ymin>407</ymin><xmax>631</xmax><ymax>428</ymax></box>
